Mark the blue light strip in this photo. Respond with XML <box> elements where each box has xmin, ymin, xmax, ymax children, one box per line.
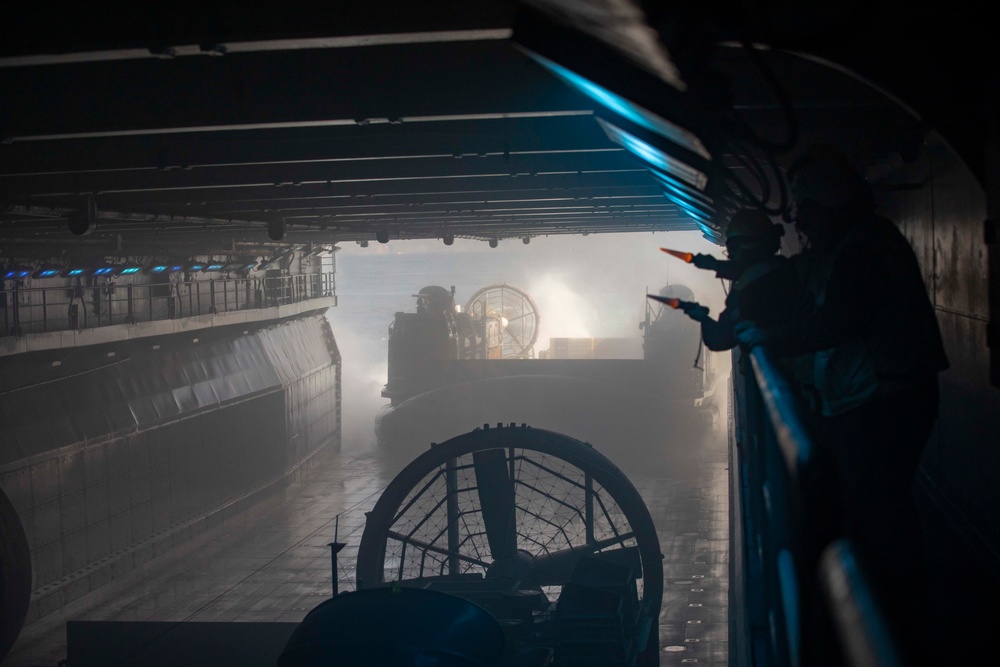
<box><xmin>698</xmin><ymin>222</ymin><xmax>723</xmax><ymax>242</ymax></box>
<box><xmin>120</xmin><ymin>267</ymin><xmax>140</xmax><ymax>275</ymax></box>
<box><xmin>529</xmin><ymin>53</ymin><xmax>711</xmax><ymax>159</ymax></box>
<box><xmin>660</xmin><ymin>190</ymin><xmax>714</xmax><ymax>224</ymax></box>
<box><xmin>66</xmin><ymin>269</ymin><xmax>85</xmax><ymax>276</ymax></box>
<box><xmin>597</xmin><ymin>119</ymin><xmax>708</xmax><ymax>190</ymax></box>
<box><xmin>649</xmin><ymin>167</ymin><xmax>715</xmax><ymax>209</ymax></box>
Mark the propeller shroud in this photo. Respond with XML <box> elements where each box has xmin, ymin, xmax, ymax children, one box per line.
<box><xmin>356</xmin><ymin>424</ymin><xmax>663</xmax><ymax>622</ymax></box>
<box><xmin>464</xmin><ymin>283</ymin><xmax>541</xmax><ymax>359</ymax></box>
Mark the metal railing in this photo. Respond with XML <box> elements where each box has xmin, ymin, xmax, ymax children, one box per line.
<box><xmin>819</xmin><ymin>539</ymin><xmax>903</xmax><ymax>667</ymax></box>
<box><xmin>1</xmin><ymin>273</ymin><xmax>335</xmax><ymax>338</ymax></box>
<box><xmin>730</xmin><ymin>346</ymin><xmax>903</xmax><ymax>667</ymax></box>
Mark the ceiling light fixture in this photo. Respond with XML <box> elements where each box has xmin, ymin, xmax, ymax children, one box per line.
<box><xmin>67</xmin><ymin>196</ymin><xmax>97</xmax><ymax>236</ymax></box>
<box><xmin>597</xmin><ymin>118</ymin><xmax>708</xmax><ymax>191</ymax></box>
<box><xmin>3</xmin><ymin>265</ymin><xmax>33</xmax><ymax>280</ymax></box>
<box><xmin>268</xmin><ymin>219</ymin><xmax>285</xmax><ymax>241</ymax></box>
<box><xmin>116</xmin><ymin>261</ymin><xmax>143</xmax><ymax>276</ymax></box>
<box><xmin>31</xmin><ymin>264</ymin><xmax>64</xmax><ymax>279</ymax></box>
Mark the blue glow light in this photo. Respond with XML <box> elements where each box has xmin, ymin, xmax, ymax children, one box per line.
<box><xmin>150</xmin><ymin>265</ymin><xmax>168</xmax><ymax>273</ymax></box>
<box><xmin>207</xmin><ymin>264</ymin><xmax>223</xmax><ymax>271</ymax></box>
<box><xmin>649</xmin><ymin>167</ymin><xmax>714</xmax><ymax>209</ymax></box>
<box><xmin>597</xmin><ymin>119</ymin><xmax>707</xmax><ymax>190</ymax></box>
<box><xmin>698</xmin><ymin>221</ymin><xmax>723</xmax><ymax>242</ymax></box>
<box><xmin>170</xmin><ymin>265</ymin><xmax>183</xmax><ymax>272</ymax></box>
<box><xmin>530</xmin><ymin>54</ymin><xmax>711</xmax><ymax>159</ymax></box>
<box><xmin>39</xmin><ymin>269</ymin><xmax>60</xmax><ymax>277</ymax></box>
<box><xmin>3</xmin><ymin>271</ymin><xmax>16</xmax><ymax>279</ymax></box>
<box><xmin>662</xmin><ymin>191</ymin><xmax>714</xmax><ymax>224</ymax></box>
<box><xmin>93</xmin><ymin>267</ymin><xmax>114</xmax><ymax>276</ymax></box>
<box><xmin>189</xmin><ymin>264</ymin><xmax>204</xmax><ymax>271</ymax></box>
<box><xmin>67</xmin><ymin>269</ymin><xmax>85</xmax><ymax>276</ymax></box>
<box><xmin>243</xmin><ymin>263</ymin><xmax>255</xmax><ymax>270</ymax></box>
<box><xmin>120</xmin><ymin>267</ymin><xmax>140</xmax><ymax>275</ymax></box>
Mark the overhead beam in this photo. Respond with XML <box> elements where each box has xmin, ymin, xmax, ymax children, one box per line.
<box><xmin>1</xmin><ymin>1</ymin><xmax>516</xmax><ymax>59</ymax></box>
<box><xmin>0</xmin><ymin>208</ymin><xmax>700</xmax><ymax>257</ymax></box>
<box><xmin>0</xmin><ymin>115</ymin><xmax>610</xmax><ymax>176</ymax></box>
<box><xmin>0</xmin><ymin>41</ymin><xmax>590</xmax><ymax>141</ymax></box>
<box><xmin>0</xmin><ymin>151</ymin><xmax>645</xmax><ymax>198</ymax></box>
<box><xmin>1</xmin><ymin>193</ymin><xmax>674</xmax><ymax>229</ymax></box>
<box><xmin>211</xmin><ymin>193</ymin><xmax>667</xmax><ymax>214</ymax></box>
<box><xmin>0</xmin><ymin>30</ymin><xmax>512</xmax><ymax>67</ymax></box>
<box><xmin>19</xmin><ymin>171</ymin><xmax>660</xmax><ymax>208</ymax></box>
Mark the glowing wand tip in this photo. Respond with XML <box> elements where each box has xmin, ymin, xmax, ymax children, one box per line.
<box><xmin>659</xmin><ymin>248</ymin><xmax>694</xmax><ymax>263</ymax></box>
<box><xmin>647</xmin><ymin>294</ymin><xmax>681</xmax><ymax>309</ymax></box>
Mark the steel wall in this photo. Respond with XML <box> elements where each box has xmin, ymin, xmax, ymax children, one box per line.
<box><xmin>876</xmin><ymin>133</ymin><xmax>1000</xmax><ymax>633</ymax></box>
<box><xmin>0</xmin><ymin>313</ymin><xmax>341</xmax><ymax>624</ymax></box>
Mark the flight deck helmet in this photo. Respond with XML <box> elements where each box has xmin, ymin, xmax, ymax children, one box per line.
<box><xmin>724</xmin><ymin>209</ymin><xmax>783</xmax><ymax>256</ymax></box>
<box><xmin>788</xmin><ymin>144</ymin><xmax>873</xmax><ymax>211</ymax></box>
<box><xmin>787</xmin><ymin>144</ymin><xmax>874</xmax><ymax>246</ymax></box>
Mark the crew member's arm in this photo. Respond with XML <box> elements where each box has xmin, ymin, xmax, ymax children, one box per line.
<box><xmin>700</xmin><ymin>308</ymin><xmax>738</xmax><ymax>351</ymax></box>
<box><xmin>738</xmin><ymin>241</ymin><xmax>886</xmax><ymax>352</ymax></box>
<box><xmin>692</xmin><ymin>255</ymin><xmax>744</xmax><ymax>281</ymax></box>
<box><xmin>678</xmin><ymin>302</ymin><xmax>738</xmax><ymax>351</ymax></box>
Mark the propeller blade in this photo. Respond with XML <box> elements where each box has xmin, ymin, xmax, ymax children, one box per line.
<box><xmin>473</xmin><ymin>449</ymin><xmax>517</xmax><ymax>561</ymax></box>
<box><xmin>506</xmin><ymin>328</ymin><xmax>524</xmax><ymax>349</ymax></box>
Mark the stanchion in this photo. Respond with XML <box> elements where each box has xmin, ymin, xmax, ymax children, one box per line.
<box><xmin>328</xmin><ymin>515</ymin><xmax>346</xmax><ymax>596</ymax></box>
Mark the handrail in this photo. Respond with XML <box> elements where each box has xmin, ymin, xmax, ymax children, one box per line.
<box><xmin>819</xmin><ymin>539</ymin><xmax>904</xmax><ymax>667</ymax></box>
<box><xmin>732</xmin><ymin>345</ymin><xmax>905</xmax><ymax>667</ymax></box>
<box><xmin>1</xmin><ymin>272</ymin><xmax>335</xmax><ymax>338</ymax></box>
<box><xmin>748</xmin><ymin>347</ymin><xmax>813</xmax><ymax>472</ymax></box>
<box><xmin>730</xmin><ymin>346</ymin><xmax>803</xmax><ymax>667</ymax></box>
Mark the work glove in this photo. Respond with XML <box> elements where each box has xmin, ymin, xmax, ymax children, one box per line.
<box><xmin>679</xmin><ymin>302</ymin><xmax>710</xmax><ymax>322</ymax></box>
<box><xmin>691</xmin><ymin>254</ymin><xmax>721</xmax><ymax>271</ymax></box>
<box><xmin>734</xmin><ymin>320</ymin><xmax>767</xmax><ymax>349</ymax></box>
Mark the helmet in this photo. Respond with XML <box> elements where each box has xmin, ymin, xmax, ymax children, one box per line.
<box><xmin>788</xmin><ymin>144</ymin><xmax>873</xmax><ymax>210</ymax></box>
<box><xmin>415</xmin><ymin>285</ymin><xmax>453</xmax><ymax>313</ymax></box>
<box><xmin>725</xmin><ymin>209</ymin><xmax>783</xmax><ymax>242</ymax></box>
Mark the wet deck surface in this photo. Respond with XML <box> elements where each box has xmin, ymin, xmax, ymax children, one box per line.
<box><xmin>4</xmin><ymin>427</ymin><xmax>729</xmax><ymax>667</ymax></box>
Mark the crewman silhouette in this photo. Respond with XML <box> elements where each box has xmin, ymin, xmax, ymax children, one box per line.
<box><xmin>666</xmin><ymin>208</ymin><xmax>797</xmax><ymax>352</ymax></box>
<box><xmin>736</xmin><ymin>143</ymin><xmax>949</xmax><ymax>666</ymax></box>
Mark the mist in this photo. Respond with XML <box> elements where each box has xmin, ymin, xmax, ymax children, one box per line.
<box><xmin>326</xmin><ymin>230</ymin><xmax>732</xmax><ymax>464</ymax></box>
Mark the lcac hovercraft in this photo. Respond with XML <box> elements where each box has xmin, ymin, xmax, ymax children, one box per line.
<box><xmin>375</xmin><ymin>283</ymin><xmax>721</xmax><ymax>460</ymax></box>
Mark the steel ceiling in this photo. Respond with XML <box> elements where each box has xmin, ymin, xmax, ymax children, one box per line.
<box><xmin>0</xmin><ymin>1</ymin><xmax>989</xmax><ymax>259</ymax></box>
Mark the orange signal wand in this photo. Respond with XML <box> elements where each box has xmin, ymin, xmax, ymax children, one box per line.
<box><xmin>660</xmin><ymin>247</ymin><xmax>694</xmax><ymax>263</ymax></box>
<box><xmin>647</xmin><ymin>294</ymin><xmax>681</xmax><ymax>309</ymax></box>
